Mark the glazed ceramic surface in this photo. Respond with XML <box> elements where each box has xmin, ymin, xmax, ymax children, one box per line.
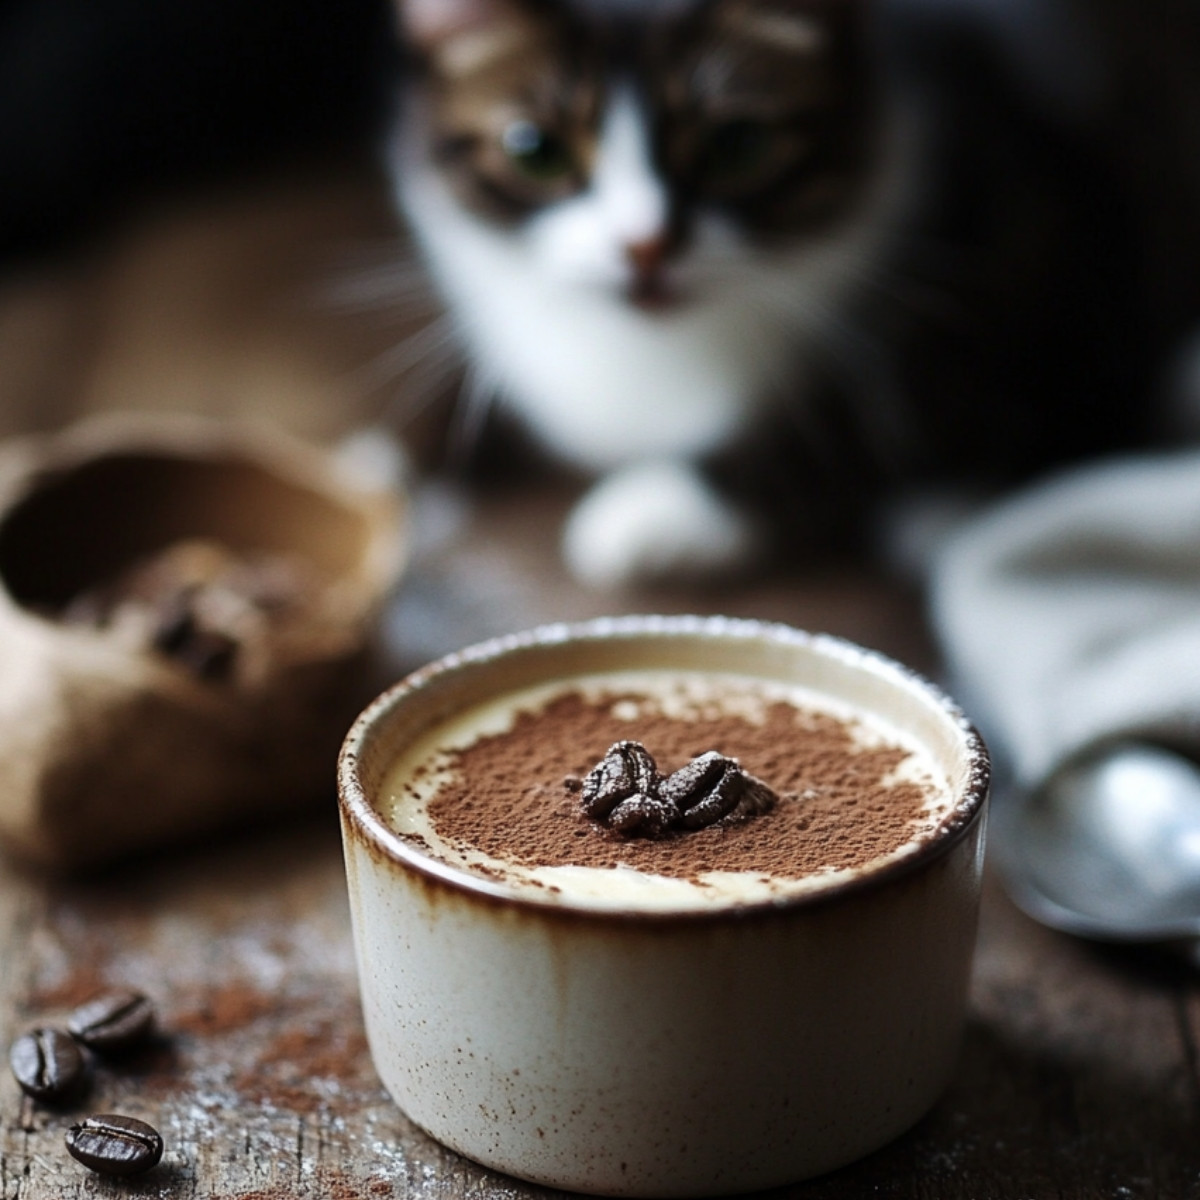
<box><xmin>338</xmin><ymin>616</ymin><xmax>989</xmax><ymax>1196</ymax></box>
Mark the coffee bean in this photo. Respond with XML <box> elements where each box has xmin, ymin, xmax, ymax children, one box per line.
<box><xmin>579</xmin><ymin>742</ymin><xmax>780</xmax><ymax>837</ymax></box>
<box><xmin>67</xmin><ymin>989</ymin><xmax>155</xmax><ymax>1055</ymax></box>
<box><xmin>658</xmin><ymin>751</ymin><xmax>729</xmax><ymax>811</ymax></box>
<box><xmin>9</xmin><ymin>1028</ymin><xmax>88</xmax><ymax>1104</ymax></box>
<box><xmin>66</xmin><ymin>1114</ymin><xmax>163</xmax><ymax>1176</ymax></box>
<box><xmin>608</xmin><ymin>792</ymin><xmax>678</xmax><ymax>837</ymax></box>
<box><xmin>580</xmin><ymin>741</ymin><xmax>660</xmax><ymax>819</ymax></box>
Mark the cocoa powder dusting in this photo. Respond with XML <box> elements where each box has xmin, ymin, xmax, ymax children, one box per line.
<box><xmin>423</xmin><ymin>689</ymin><xmax>939</xmax><ymax>882</ymax></box>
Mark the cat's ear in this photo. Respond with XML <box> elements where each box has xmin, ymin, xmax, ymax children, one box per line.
<box><xmin>394</xmin><ymin>0</ymin><xmax>527</xmax><ymax>56</ymax></box>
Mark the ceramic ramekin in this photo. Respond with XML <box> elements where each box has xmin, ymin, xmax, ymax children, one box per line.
<box><xmin>338</xmin><ymin>615</ymin><xmax>989</xmax><ymax>1196</ymax></box>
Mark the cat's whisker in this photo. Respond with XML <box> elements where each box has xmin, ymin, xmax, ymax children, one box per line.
<box><xmin>809</xmin><ymin>316</ymin><xmax>915</xmax><ymax>470</ymax></box>
<box><xmin>859</xmin><ymin>242</ymin><xmax>1009</xmax><ymax>336</ymax></box>
<box><xmin>858</xmin><ymin>258</ymin><xmax>1004</xmax><ymax>346</ymax></box>
<box><xmin>385</xmin><ymin>347</ymin><xmax>461</xmax><ymax>425</ymax></box>
<box><xmin>446</xmin><ymin>363</ymin><xmax>499</xmax><ymax>467</ymax></box>
<box><xmin>319</xmin><ymin>239</ymin><xmax>426</xmax><ymax>276</ymax></box>
<box><xmin>745</xmin><ymin>276</ymin><xmax>842</xmax><ymax>331</ymax></box>
<box><xmin>323</xmin><ymin>265</ymin><xmax>440</xmax><ymax>312</ymax></box>
<box><xmin>858</xmin><ymin>269</ymin><xmax>961</xmax><ymax>329</ymax></box>
<box><xmin>738</xmin><ymin>268</ymin><xmax>911</xmax><ymax>462</ymax></box>
<box><xmin>356</xmin><ymin>315</ymin><xmax>458</xmax><ymax>385</ymax></box>
<box><xmin>344</xmin><ymin>315</ymin><xmax>462</xmax><ymax>427</ymax></box>
<box><xmin>307</xmin><ymin>237</ymin><xmax>442</xmax><ymax>313</ymax></box>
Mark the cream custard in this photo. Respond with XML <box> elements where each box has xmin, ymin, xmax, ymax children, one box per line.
<box><xmin>382</xmin><ymin>668</ymin><xmax>958</xmax><ymax>911</ymax></box>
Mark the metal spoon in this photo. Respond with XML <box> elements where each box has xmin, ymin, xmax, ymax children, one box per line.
<box><xmin>993</xmin><ymin>741</ymin><xmax>1200</xmax><ymax>949</ymax></box>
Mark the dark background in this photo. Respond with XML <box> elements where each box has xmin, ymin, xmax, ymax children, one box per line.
<box><xmin>0</xmin><ymin>0</ymin><xmax>397</xmax><ymax>267</ymax></box>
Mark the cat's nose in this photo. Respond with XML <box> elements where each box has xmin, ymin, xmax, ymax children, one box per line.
<box><xmin>625</xmin><ymin>237</ymin><xmax>675</xmax><ymax>308</ymax></box>
<box><xmin>625</xmin><ymin>237</ymin><xmax>669</xmax><ymax>277</ymax></box>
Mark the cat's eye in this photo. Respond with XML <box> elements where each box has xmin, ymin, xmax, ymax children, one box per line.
<box><xmin>701</xmin><ymin>119</ymin><xmax>796</xmax><ymax>194</ymax></box>
<box><xmin>501</xmin><ymin>119</ymin><xmax>574</xmax><ymax>182</ymax></box>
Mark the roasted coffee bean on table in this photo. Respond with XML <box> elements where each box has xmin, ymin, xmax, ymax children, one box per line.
<box><xmin>9</xmin><ymin>1028</ymin><xmax>88</xmax><ymax>1104</ymax></box>
<box><xmin>67</xmin><ymin>989</ymin><xmax>156</xmax><ymax>1055</ymax></box>
<box><xmin>65</xmin><ymin>1114</ymin><xmax>164</xmax><ymax>1176</ymax></box>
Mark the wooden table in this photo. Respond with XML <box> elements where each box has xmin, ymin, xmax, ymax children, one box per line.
<box><xmin>1</xmin><ymin>480</ymin><xmax>1198</xmax><ymax>1200</ymax></box>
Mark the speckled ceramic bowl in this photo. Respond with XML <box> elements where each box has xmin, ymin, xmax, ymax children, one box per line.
<box><xmin>338</xmin><ymin>616</ymin><xmax>989</xmax><ymax>1196</ymax></box>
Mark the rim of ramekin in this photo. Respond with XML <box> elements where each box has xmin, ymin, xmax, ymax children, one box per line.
<box><xmin>337</xmin><ymin>615</ymin><xmax>990</xmax><ymax>925</ymax></box>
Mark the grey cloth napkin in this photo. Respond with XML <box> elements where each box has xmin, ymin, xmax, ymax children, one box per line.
<box><xmin>929</xmin><ymin>450</ymin><xmax>1200</xmax><ymax>789</ymax></box>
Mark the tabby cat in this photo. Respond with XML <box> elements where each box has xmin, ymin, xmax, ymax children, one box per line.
<box><xmin>387</xmin><ymin>0</ymin><xmax>912</xmax><ymax>587</ymax></box>
<box><xmin>384</xmin><ymin>0</ymin><xmax>1200</xmax><ymax>588</ymax></box>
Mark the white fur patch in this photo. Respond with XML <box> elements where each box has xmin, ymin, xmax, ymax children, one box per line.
<box><xmin>561</xmin><ymin>460</ymin><xmax>761</xmax><ymax>589</ymax></box>
<box><xmin>590</xmin><ymin>90</ymin><xmax>670</xmax><ymax>250</ymax></box>
<box><xmin>523</xmin><ymin>90</ymin><xmax>668</xmax><ymax>289</ymax></box>
<box><xmin>333</xmin><ymin>426</ymin><xmax>411</xmax><ymax>493</ymax></box>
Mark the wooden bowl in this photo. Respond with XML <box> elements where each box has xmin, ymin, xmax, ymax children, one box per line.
<box><xmin>0</xmin><ymin>413</ymin><xmax>406</xmax><ymax>869</ymax></box>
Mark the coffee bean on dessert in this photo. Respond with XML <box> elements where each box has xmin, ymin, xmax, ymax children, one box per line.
<box><xmin>9</xmin><ymin>1028</ymin><xmax>88</xmax><ymax>1104</ymax></box>
<box><xmin>579</xmin><ymin>743</ymin><xmax>780</xmax><ymax>836</ymax></box>
<box><xmin>678</xmin><ymin>763</ymin><xmax>779</xmax><ymax>830</ymax></box>
<box><xmin>608</xmin><ymin>792</ymin><xmax>678</xmax><ymax>837</ymax></box>
<box><xmin>735</xmin><ymin>775</ymin><xmax>780</xmax><ymax>819</ymax></box>
<box><xmin>66</xmin><ymin>1114</ymin><xmax>163</xmax><ymax>1176</ymax></box>
<box><xmin>580</xmin><ymin>741</ymin><xmax>660</xmax><ymax>819</ymax></box>
<box><xmin>67</xmin><ymin>989</ymin><xmax>156</xmax><ymax>1055</ymax></box>
<box><xmin>658</xmin><ymin>751</ymin><xmax>730</xmax><ymax>812</ymax></box>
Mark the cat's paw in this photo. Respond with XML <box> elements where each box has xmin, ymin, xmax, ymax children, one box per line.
<box><xmin>332</xmin><ymin>426</ymin><xmax>411</xmax><ymax>494</ymax></box>
<box><xmin>562</xmin><ymin>461</ymin><xmax>761</xmax><ymax>590</ymax></box>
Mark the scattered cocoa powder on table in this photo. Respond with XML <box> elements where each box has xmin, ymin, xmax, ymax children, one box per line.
<box><xmin>421</xmin><ymin>688</ymin><xmax>940</xmax><ymax>883</ymax></box>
